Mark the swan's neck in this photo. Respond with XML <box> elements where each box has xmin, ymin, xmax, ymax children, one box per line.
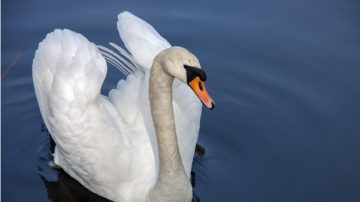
<box><xmin>148</xmin><ymin>62</ymin><xmax>192</xmax><ymax>201</ymax></box>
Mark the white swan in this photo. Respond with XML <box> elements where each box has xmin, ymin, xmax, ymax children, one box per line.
<box><xmin>33</xmin><ymin>11</ymin><xmax>214</xmax><ymax>202</ymax></box>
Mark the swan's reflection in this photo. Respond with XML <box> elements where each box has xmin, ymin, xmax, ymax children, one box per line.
<box><xmin>41</xmin><ymin>171</ymin><xmax>112</xmax><ymax>202</ymax></box>
<box><xmin>38</xmin><ymin>131</ymin><xmax>203</xmax><ymax>202</ymax></box>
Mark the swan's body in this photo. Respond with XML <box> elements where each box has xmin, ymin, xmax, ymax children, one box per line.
<box><xmin>33</xmin><ymin>12</ymin><xmax>213</xmax><ymax>202</ymax></box>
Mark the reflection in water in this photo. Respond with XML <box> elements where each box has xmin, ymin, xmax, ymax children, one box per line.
<box><xmin>41</xmin><ymin>172</ymin><xmax>112</xmax><ymax>202</ymax></box>
<box><xmin>38</xmin><ymin>125</ymin><xmax>203</xmax><ymax>202</ymax></box>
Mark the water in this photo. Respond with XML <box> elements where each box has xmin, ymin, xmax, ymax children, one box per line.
<box><xmin>2</xmin><ymin>0</ymin><xmax>360</xmax><ymax>201</ymax></box>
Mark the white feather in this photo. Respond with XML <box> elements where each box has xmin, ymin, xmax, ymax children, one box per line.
<box><xmin>117</xmin><ymin>11</ymin><xmax>171</xmax><ymax>69</ymax></box>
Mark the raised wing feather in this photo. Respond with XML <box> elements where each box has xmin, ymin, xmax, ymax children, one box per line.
<box><xmin>117</xmin><ymin>11</ymin><xmax>171</xmax><ymax>69</ymax></box>
<box><xmin>33</xmin><ymin>29</ymin><xmax>107</xmax><ymax>138</ymax></box>
<box><xmin>33</xmin><ymin>29</ymin><xmax>156</xmax><ymax>201</ymax></box>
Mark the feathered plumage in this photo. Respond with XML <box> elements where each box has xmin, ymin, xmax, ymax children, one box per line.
<box><xmin>33</xmin><ymin>11</ymin><xmax>201</xmax><ymax>201</ymax></box>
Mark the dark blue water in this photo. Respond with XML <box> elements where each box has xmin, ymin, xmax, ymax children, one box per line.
<box><xmin>2</xmin><ymin>0</ymin><xmax>360</xmax><ymax>201</ymax></box>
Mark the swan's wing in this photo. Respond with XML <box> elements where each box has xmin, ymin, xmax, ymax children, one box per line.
<box><xmin>101</xmin><ymin>11</ymin><xmax>202</xmax><ymax>177</ymax></box>
<box><xmin>33</xmin><ymin>29</ymin><xmax>107</xmax><ymax>119</ymax></box>
<box><xmin>117</xmin><ymin>11</ymin><xmax>171</xmax><ymax>69</ymax></box>
<box><xmin>33</xmin><ymin>29</ymin><xmax>156</xmax><ymax>201</ymax></box>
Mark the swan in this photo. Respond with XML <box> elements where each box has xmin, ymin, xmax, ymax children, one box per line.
<box><xmin>32</xmin><ymin>11</ymin><xmax>214</xmax><ymax>202</ymax></box>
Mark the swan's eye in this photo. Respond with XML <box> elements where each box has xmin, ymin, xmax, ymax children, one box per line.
<box><xmin>198</xmin><ymin>81</ymin><xmax>203</xmax><ymax>91</ymax></box>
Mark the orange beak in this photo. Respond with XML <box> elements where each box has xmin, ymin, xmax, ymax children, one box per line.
<box><xmin>188</xmin><ymin>76</ymin><xmax>215</xmax><ymax>109</ymax></box>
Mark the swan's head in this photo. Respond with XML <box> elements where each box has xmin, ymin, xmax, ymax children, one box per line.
<box><xmin>156</xmin><ymin>46</ymin><xmax>215</xmax><ymax>109</ymax></box>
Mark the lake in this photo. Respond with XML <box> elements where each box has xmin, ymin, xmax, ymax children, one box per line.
<box><xmin>2</xmin><ymin>0</ymin><xmax>360</xmax><ymax>201</ymax></box>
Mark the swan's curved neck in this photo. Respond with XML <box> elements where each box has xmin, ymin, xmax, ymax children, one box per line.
<box><xmin>148</xmin><ymin>61</ymin><xmax>192</xmax><ymax>201</ymax></box>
